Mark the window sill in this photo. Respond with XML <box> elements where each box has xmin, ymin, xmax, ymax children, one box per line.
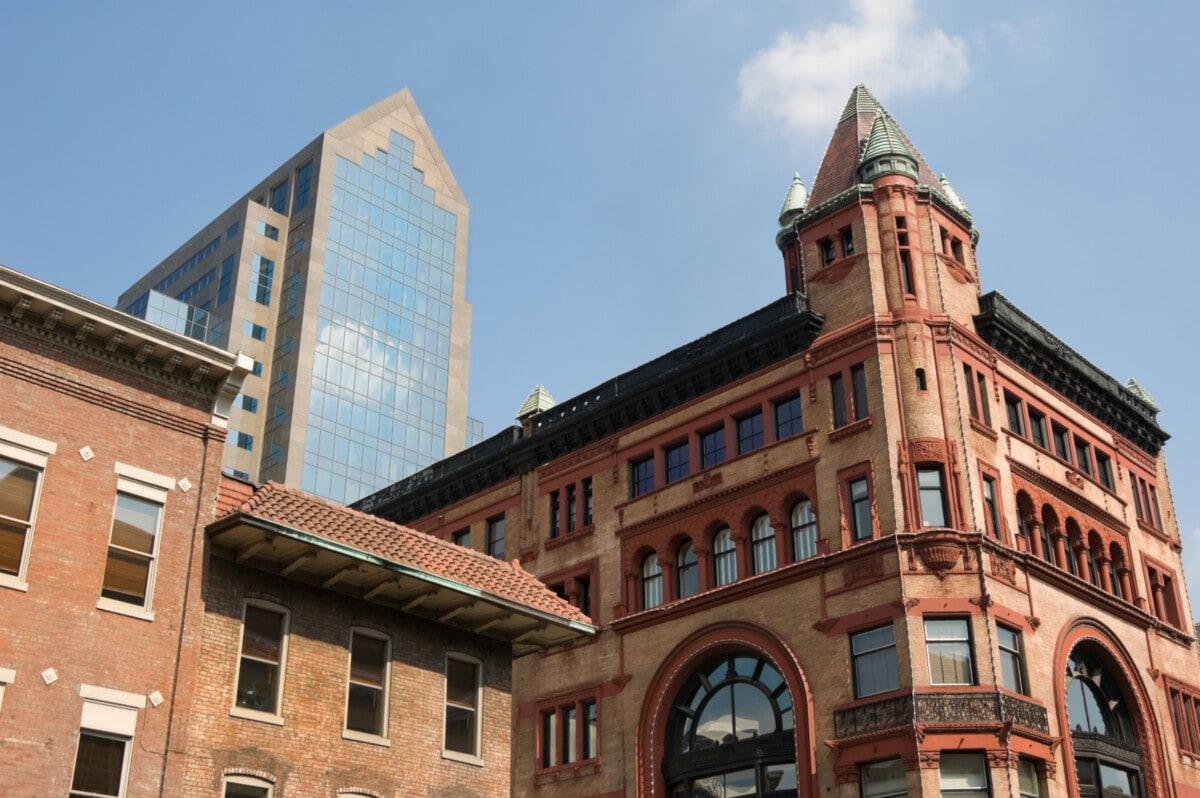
<box><xmin>342</xmin><ymin>729</ymin><xmax>391</xmax><ymax>747</ymax></box>
<box><xmin>829</xmin><ymin>417</ymin><xmax>872</xmax><ymax>443</ymax></box>
<box><xmin>96</xmin><ymin>597</ymin><xmax>155</xmax><ymax>622</ymax></box>
<box><xmin>968</xmin><ymin>417</ymin><xmax>997</xmax><ymax>441</ymax></box>
<box><xmin>545</xmin><ymin>525</ymin><xmax>595</xmax><ymax>551</ymax></box>
<box><xmin>230</xmin><ymin>706</ymin><xmax>285</xmax><ymax>726</ymax></box>
<box><xmin>442</xmin><ymin>749</ymin><xmax>484</xmax><ymax>767</ymax></box>
<box><xmin>0</xmin><ymin>573</ymin><xmax>28</xmax><ymax>592</ymax></box>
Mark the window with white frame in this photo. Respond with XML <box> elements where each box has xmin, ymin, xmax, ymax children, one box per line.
<box><xmin>444</xmin><ymin>655</ymin><xmax>481</xmax><ymax>760</ymax></box>
<box><xmin>234</xmin><ymin>601</ymin><xmax>289</xmax><ymax>719</ymax></box>
<box><xmin>860</xmin><ymin>758</ymin><xmax>907</xmax><ymax>797</ymax></box>
<box><xmin>223</xmin><ymin>775</ymin><xmax>273</xmax><ymax>798</ymax></box>
<box><xmin>851</xmin><ymin>624</ymin><xmax>899</xmax><ymax>698</ymax></box>
<box><xmin>997</xmin><ymin>625</ymin><xmax>1027</xmax><ymax>694</ymax></box>
<box><xmin>1017</xmin><ymin>759</ymin><xmax>1042</xmax><ymax>798</ymax></box>
<box><xmin>641</xmin><ymin>554</ymin><xmax>662</xmax><ymax>609</ymax></box>
<box><xmin>0</xmin><ymin>427</ymin><xmax>55</xmax><ymax>589</ymax></box>
<box><xmin>0</xmin><ymin>666</ymin><xmax>13</xmax><ymax>716</ymax></box>
<box><xmin>712</xmin><ymin>527</ymin><xmax>737</xmax><ymax>587</ymax></box>
<box><xmin>925</xmin><ymin>618</ymin><xmax>974</xmax><ymax>686</ymax></box>
<box><xmin>70</xmin><ymin>684</ymin><xmax>145</xmax><ymax>798</ymax></box>
<box><xmin>750</xmin><ymin>515</ymin><xmax>776</xmax><ymax>574</ymax></box>
<box><xmin>99</xmin><ymin>464</ymin><xmax>173</xmax><ymax>615</ymax></box>
<box><xmin>345</xmin><ymin>630</ymin><xmax>390</xmax><ymax>740</ymax></box>
<box><xmin>791</xmin><ymin>499</ymin><xmax>818</xmax><ymax>561</ymax></box>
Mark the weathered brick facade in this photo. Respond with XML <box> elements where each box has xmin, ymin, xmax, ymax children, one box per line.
<box><xmin>357</xmin><ymin>87</ymin><xmax>1200</xmax><ymax>797</ymax></box>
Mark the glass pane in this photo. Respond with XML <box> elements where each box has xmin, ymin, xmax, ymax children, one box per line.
<box><xmin>0</xmin><ymin>459</ymin><xmax>37</xmax><ymax>520</ymax></box>
<box><xmin>224</xmin><ymin>784</ymin><xmax>270</xmax><ymax>798</ymax></box>
<box><xmin>940</xmin><ymin>752</ymin><xmax>986</xmax><ymax>788</ymax></box>
<box><xmin>1099</xmin><ymin>763</ymin><xmax>1137</xmax><ymax>798</ymax></box>
<box><xmin>0</xmin><ymin>518</ymin><xmax>28</xmax><ymax>574</ymax></box>
<box><xmin>350</xmin><ymin>634</ymin><xmax>387</xmax><ymax>685</ymax></box>
<box><xmin>925</xmin><ymin>618</ymin><xmax>968</xmax><ymax>641</ymax></box>
<box><xmin>101</xmin><ymin>549</ymin><xmax>150</xmax><ymax>604</ymax></box>
<box><xmin>732</xmin><ymin>682</ymin><xmax>774</xmax><ymax>739</ymax></box>
<box><xmin>236</xmin><ymin>658</ymin><xmax>278</xmax><ymax>712</ymax></box>
<box><xmin>861</xmin><ymin>758</ymin><xmax>906</xmax><ymax>797</ymax></box>
<box><xmin>696</xmin><ymin>684</ymin><xmax>733</xmax><ymax>748</ymax></box>
<box><xmin>446</xmin><ymin>659</ymin><xmax>477</xmax><ymax>707</ymax></box>
<box><xmin>764</xmin><ymin>761</ymin><xmax>797</xmax><ymax>791</ymax></box>
<box><xmin>110</xmin><ymin>493</ymin><xmax>160</xmax><ymax>554</ymax></box>
<box><xmin>72</xmin><ymin>733</ymin><xmax>125</xmax><ymax>796</ymax></box>
<box><xmin>928</xmin><ymin>641</ymin><xmax>973</xmax><ymax>684</ymax></box>
<box><xmin>1018</xmin><ymin>759</ymin><xmax>1040</xmax><ymax>796</ymax></box>
<box><xmin>444</xmin><ymin>705</ymin><xmax>475</xmax><ymax>754</ymax></box>
<box><xmin>242</xmin><ymin>606</ymin><xmax>284</xmax><ymax>661</ymax></box>
<box><xmin>346</xmin><ymin>683</ymin><xmax>382</xmax><ymax>735</ymax></box>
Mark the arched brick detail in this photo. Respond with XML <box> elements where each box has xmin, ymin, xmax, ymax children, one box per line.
<box><xmin>1052</xmin><ymin>620</ymin><xmax>1170</xmax><ymax>798</ymax></box>
<box><xmin>635</xmin><ymin>621</ymin><xmax>815</xmax><ymax>798</ymax></box>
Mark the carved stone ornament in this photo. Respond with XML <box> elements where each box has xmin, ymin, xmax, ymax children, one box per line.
<box><xmin>813</xmin><ymin>617</ymin><xmax>838</xmax><ymax>634</ymax></box>
<box><xmin>990</xmin><ymin>552</ymin><xmax>1016</xmax><ymax>584</ymax></box>
<box><xmin>913</xmin><ymin>532</ymin><xmax>962</xmax><ymax>578</ymax></box>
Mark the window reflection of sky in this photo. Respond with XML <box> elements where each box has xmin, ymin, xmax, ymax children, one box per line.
<box><xmin>304</xmin><ymin>131</ymin><xmax>457</xmax><ymax>504</ymax></box>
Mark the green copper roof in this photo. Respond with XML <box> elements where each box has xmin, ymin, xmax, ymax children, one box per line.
<box><xmin>517</xmin><ymin>384</ymin><xmax>556</xmax><ymax>419</ymax></box>
<box><xmin>839</xmin><ymin>83</ymin><xmax>880</xmax><ymax>123</ymax></box>
<box><xmin>777</xmin><ymin>173</ymin><xmax>808</xmax><ymax>226</ymax></box>
<box><xmin>861</xmin><ymin>113</ymin><xmax>915</xmax><ymax>163</ymax></box>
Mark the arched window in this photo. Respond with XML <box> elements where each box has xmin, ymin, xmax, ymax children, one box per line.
<box><xmin>677</xmin><ymin>542</ymin><xmax>698</xmax><ymax>599</ymax></box>
<box><xmin>665</xmin><ymin>654</ymin><xmax>796</xmax><ymax>797</ymax></box>
<box><xmin>642</xmin><ymin>554</ymin><xmax>662</xmax><ymax>610</ymax></box>
<box><xmin>790</xmin><ymin>500</ymin><xmax>817</xmax><ymax>561</ymax></box>
<box><xmin>751</xmin><ymin>516</ymin><xmax>776</xmax><ymax>575</ymax></box>
<box><xmin>713</xmin><ymin>529</ymin><xmax>736</xmax><ymax>587</ymax></box>
<box><xmin>1065</xmin><ymin>644</ymin><xmax>1143</xmax><ymax>797</ymax></box>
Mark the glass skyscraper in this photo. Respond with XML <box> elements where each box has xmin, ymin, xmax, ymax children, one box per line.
<box><xmin>117</xmin><ymin>91</ymin><xmax>473</xmax><ymax>504</ymax></box>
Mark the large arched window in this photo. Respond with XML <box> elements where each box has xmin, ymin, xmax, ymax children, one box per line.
<box><xmin>713</xmin><ymin>528</ymin><xmax>737</xmax><ymax>587</ymax></box>
<box><xmin>1065</xmin><ymin>643</ymin><xmax>1143</xmax><ymax>797</ymax></box>
<box><xmin>790</xmin><ymin>500</ymin><xmax>817</xmax><ymax>562</ymax></box>
<box><xmin>664</xmin><ymin>654</ymin><xmax>796</xmax><ymax>797</ymax></box>
<box><xmin>642</xmin><ymin>554</ymin><xmax>663</xmax><ymax>610</ymax></box>
<box><xmin>677</xmin><ymin>542</ymin><xmax>699</xmax><ymax>599</ymax></box>
<box><xmin>751</xmin><ymin>516</ymin><xmax>776</xmax><ymax>575</ymax></box>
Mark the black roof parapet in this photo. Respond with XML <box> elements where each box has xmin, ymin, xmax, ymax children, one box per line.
<box><xmin>974</xmin><ymin>291</ymin><xmax>1168</xmax><ymax>456</ymax></box>
<box><xmin>355</xmin><ymin>293</ymin><xmax>824</xmax><ymax>524</ymax></box>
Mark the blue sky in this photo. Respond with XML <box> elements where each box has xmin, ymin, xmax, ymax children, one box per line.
<box><xmin>2</xmin><ymin>1</ymin><xmax>1198</xmax><ymax>609</ymax></box>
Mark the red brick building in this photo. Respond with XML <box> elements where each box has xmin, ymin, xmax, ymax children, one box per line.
<box><xmin>0</xmin><ymin>264</ymin><xmax>249</xmax><ymax>798</ymax></box>
<box><xmin>356</xmin><ymin>87</ymin><xmax>1200</xmax><ymax>797</ymax></box>
<box><xmin>171</xmin><ymin>478</ymin><xmax>592</xmax><ymax>797</ymax></box>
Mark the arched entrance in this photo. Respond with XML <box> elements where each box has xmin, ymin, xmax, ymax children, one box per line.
<box><xmin>637</xmin><ymin>622</ymin><xmax>812</xmax><ymax>797</ymax></box>
<box><xmin>663</xmin><ymin>653</ymin><xmax>796</xmax><ymax>797</ymax></box>
<box><xmin>1064</xmin><ymin>642</ymin><xmax>1143</xmax><ymax>797</ymax></box>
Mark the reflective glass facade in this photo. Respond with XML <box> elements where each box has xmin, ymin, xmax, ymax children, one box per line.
<box><xmin>302</xmin><ymin>131</ymin><xmax>458</xmax><ymax>503</ymax></box>
<box><xmin>141</xmin><ymin>290</ymin><xmax>210</xmax><ymax>342</ymax></box>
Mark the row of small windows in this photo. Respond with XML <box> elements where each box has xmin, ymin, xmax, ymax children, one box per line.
<box><xmin>629</xmin><ymin>394</ymin><xmax>809</xmax><ymax>499</ymax></box>
<box><xmin>548</xmin><ymin>477</ymin><xmax>593</xmax><ymax>538</ymax></box>
<box><xmin>639</xmin><ymin>501</ymin><xmax>820</xmax><ymax>609</ymax></box>
<box><xmin>849</xmin><ymin>617</ymin><xmax>1027</xmax><ymax>699</ymax></box>
<box><xmin>818</xmin><ymin>226</ymin><xmax>855</xmax><ymax>265</ymax></box>
<box><xmin>448</xmin><ymin>515</ymin><xmax>506</xmax><ymax>560</ymax></box>
<box><xmin>232</xmin><ymin>600</ymin><xmax>482</xmax><ymax>758</ymax></box>
<box><xmin>1</xmin><ymin>440</ymin><xmax>170</xmax><ymax>621</ymax></box>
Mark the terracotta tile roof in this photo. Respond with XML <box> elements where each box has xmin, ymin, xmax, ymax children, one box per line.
<box><xmin>808</xmin><ymin>85</ymin><xmax>941</xmax><ymax>208</ymax></box>
<box><xmin>217</xmin><ymin>477</ymin><xmax>590</xmax><ymax>625</ymax></box>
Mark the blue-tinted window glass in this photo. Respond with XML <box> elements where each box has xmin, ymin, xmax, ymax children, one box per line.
<box><xmin>216</xmin><ymin>255</ymin><xmax>235</xmax><ymax>307</ymax></box>
<box><xmin>270</xmin><ymin>180</ymin><xmax>290</xmax><ymax>214</ymax></box>
<box><xmin>302</xmin><ymin>131</ymin><xmax>458</xmax><ymax>504</ymax></box>
<box><xmin>243</xmin><ymin>321</ymin><xmax>267</xmax><ymax>341</ymax></box>
<box><xmin>293</xmin><ymin>161</ymin><xmax>313</xmax><ymax>212</ymax></box>
<box><xmin>226</xmin><ymin>220</ymin><xmax>240</xmax><ymax>241</ymax></box>
<box><xmin>248</xmin><ymin>255</ymin><xmax>274</xmax><ymax>305</ymax></box>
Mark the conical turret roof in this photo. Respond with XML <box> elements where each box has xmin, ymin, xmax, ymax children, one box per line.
<box><xmin>516</xmin><ymin>385</ymin><xmax>556</xmax><ymax>419</ymax></box>
<box><xmin>777</xmin><ymin>173</ymin><xmax>808</xmax><ymax>226</ymax></box>
<box><xmin>807</xmin><ymin>85</ymin><xmax>942</xmax><ymax>208</ymax></box>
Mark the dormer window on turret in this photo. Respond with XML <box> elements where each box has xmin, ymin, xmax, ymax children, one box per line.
<box><xmin>896</xmin><ymin>217</ymin><xmax>914</xmax><ymax>295</ymax></box>
<box><xmin>820</xmin><ymin>238</ymin><xmax>836</xmax><ymax>265</ymax></box>
<box><xmin>840</xmin><ymin>227</ymin><xmax>855</xmax><ymax>257</ymax></box>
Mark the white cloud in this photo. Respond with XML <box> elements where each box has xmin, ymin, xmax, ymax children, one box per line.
<box><xmin>738</xmin><ymin>0</ymin><xmax>970</xmax><ymax>140</ymax></box>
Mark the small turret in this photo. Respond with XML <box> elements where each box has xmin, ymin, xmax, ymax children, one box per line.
<box><xmin>858</xmin><ymin>113</ymin><xmax>919</xmax><ymax>184</ymax></box>
<box><xmin>778</xmin><ymin>173</ymin><xmax>808</xmax><ymax>228</ymax></box>
<box><xmin>517</xmin><ymin>385</ymin><xmax>556</xmax><ymax>421</ymax></box>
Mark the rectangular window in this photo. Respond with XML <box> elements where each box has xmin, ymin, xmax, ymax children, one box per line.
<box><xmin>293</xmin><ymin>161</ymin><xmax>314</xmax><ymax>212</ymax></box>
<box><xmin>0</xmin><ymin>430</ymin><xmax>54</xmax><ymax>585</ymax></box>
<box><xmin>540</xmin><ymin>697</ymin><xmax>598</xmax><ymax>769</ymax></box>
<box><xmin>774</xmin><ymin>395</ymin><xmax>803</xmax><ymax>440</ymax></box>
<box><xmin>963</xmin><ymin>365</ymin><xmax>979</xmax><ymax>420</ymax></box>
<box><xmin>345</xmin><ymin>631</ymin><xmax>389</xmax><ymax>739</ymax></box>
<box><xmin>549</xmin><ymin>491</ymin><xmax>560</xmax><ymax>538</ymax></box>
<box><xmin>840</xmin><ymin>226</ymin><xmax>855</xmax><ymax>256</ymax></box>
<box><xmin>831</xmin><ymin>373</ymin><xmax>848</xmax><ymax>428</ymax></box>
<box><xmin>665</xmin><ymin>442</ymin><xmax>690</xmax><ymax>483</ymax></box>
<box><xmin>235</xmin><ymin>603</ymin><xmax>287</xmax><ymax>717</ymax></box>
<box><xmin>848</xmin><ymin>477</ymin><xmax>872</xmax><ymax>541</ymax></box>
<box><xmin>269</xmin><ymin>179</ymin><xmax>290</xmax><ymax>214</ymax></box>
<box><xmin>851</xmin><ymin>364</ymin><xmax>869</xmax><ymax>421</ymax></box>
<box><xmin>231</xmin><ymin>432</ymin><xmax>254</xmax><ymax>451</ymax></box>
<box><xmin>917</xmin><ymin>468</ymin><xmax>948</xmax><ymax>528</ymax></box>
<box><xmin>925</xmin><ymin>618</ymin><xmax>974</xmax><ymax>685</ymax></box>
<box><xmin>975</xmin><ymin>371</ymin><xmax>991</xmax><ymax>425</ymax></box>
<box><xmin>630</xmin><ymin>455</ymin><xmax>655</xmax><ymax>498</ymax></box>
<box><xmin>451</xmin><ymin>528</ymin><xmax>470</xmax><ymax>548</ymax></box>
<box><xmin>71</xmin><ymin>731</ymin><xmax>130</xmax><ymax>798</ymax></box>
<box><xmin>582</xmin><ymin>477</ymin><xmax>593</xmax><ymax>527</ymax></box>
<box><xmin>566</xmin><ymin>484</ymin><xmax>577</xmax><ymax>532</ymax></box>
<box><xmin>248</xmin><ymin>255</ymin><xmax>274</xmax><ymax>305</ymax></box>
<box><xmin>861</xmin><ymin>758</ymin><xmax>906</xmax><ymax>798</ymax></box>
<box><xmin>1074</xmin><ymin>438</ymin><xmax>1093</xmax><ymax>476</ymax></box>
<box><xmin>699</xmin><ymin>427</ymin><xmax>725</xmax><ymax>469</ymax></box>
<box><xmin>1052</xmin><ymin>424</ymin><xmax>1070</xmax><ymax>460</ymax></box>
<box><xmin>237</xmin><ymin>395</ymin><xmax>258</xmax><ymax>413</ymax></box>
<box><xmin>819</xmin><ymin>238</ymin><xmax>835</xmax><ymax>265</ymax></box>
<box><xmin>982</xmin><ymin>475</ymin><xmax>1001</xmax><ymax>540</ymax></box>
<box><xmin>1018</xmin><ymin>759</ymin><xmax>1042</xmax><ymax>798</ymax></box>
<box><xmin>1023</xmin><ymin>407</ymin><xmax>1045</xmax><ymax>449</ymax></box>
<box><xmin>226</xmin><ymin>221</ymin><xmax>241</xmax><ymax>241</ymax></box>
<box><xmin>851</xmin><ymin>625</ymin><xmax>899</xmax><ymax>698</ymax></box>
<box><xmin>1096</xmin><ymin>452</ymin><xmax>1114</xmax><ymax>489</ymax></box>
<box><xmin>736</xmin><ymin>410</ymin><xmax>764</xmax><ymax>454</ymax></box>
<box><xmin>939</xmin><ymin>752</ymin><xmax>988</xmax><ymax>797</ymax></box>
<box><xmin>486</xmin><ymin>515</ymin><xmax>505</xmax><ymax>559</ymax></box>
<box><xmin>1168</xmin><ymin>682</ymin><xmax>1200</xmax><ymax>756</ymax></box>
<box><xmin>1004</xmin><ymin>392</ymin><xmax>1024</xmax><ymax>436</ymax></box>
<box><xmin>997</xmin><ymin>625</ymin><xmax>1026</xmax><ymax>694</ymax></box>
<box><xmin>101</xmin><ymin>491</ymin><xmax>164</xmax><ymax>609</ymax></box>
<box><xmin>243</xmin><ymin>321</ymin><xmax>268</xmax><ymax>341</ymax></box>
<box><xmin>224</xmin><ymin>778</ymin><xmax>272</xmax><ymax>798</ymax></box>
<box><xmin>255</xmin><ymin>220</ymin><xmax>280</xmax><ymax>240</ymax></box>
<box><xmin>444</xmin><ymin>656</ymin><xmax>480</xmax><ymax>758</ymax></box>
